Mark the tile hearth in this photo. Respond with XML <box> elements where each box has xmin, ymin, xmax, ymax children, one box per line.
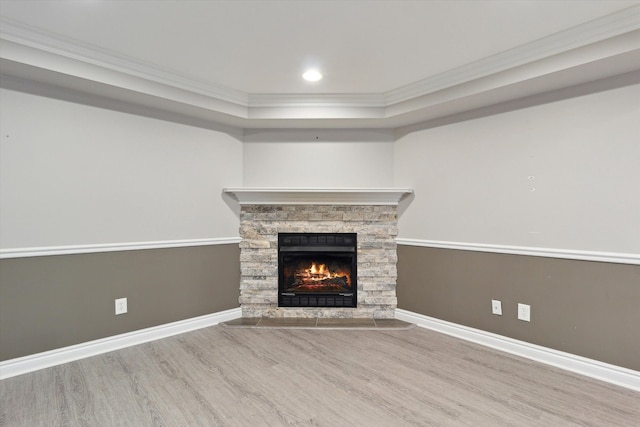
<box><xmin>221</xmin><ymin>317</ymin><xmax>414</xmax><ymax>330</ymax></box>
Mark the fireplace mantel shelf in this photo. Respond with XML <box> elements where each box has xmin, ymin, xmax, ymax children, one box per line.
<box><xmin>223</xmin><ymin>188</ymin><xmax>413</xmax><ymax>205</ymax></box>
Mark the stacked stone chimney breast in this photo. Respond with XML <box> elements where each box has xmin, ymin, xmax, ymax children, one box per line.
<box><xmin>239</xmin><ymin>204</ymin><xmax>399</xmax><ymax>319</ymax></box>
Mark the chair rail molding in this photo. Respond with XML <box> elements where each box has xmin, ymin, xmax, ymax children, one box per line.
<box><xmin>395</xmin><ymin>238</ymin><xmax>640</xmax><ymax>265</ymax></box>
<box><xmin>0</xmin><ymin>237</ymin><xmax>242</xmax><ymax>259</ymax></box>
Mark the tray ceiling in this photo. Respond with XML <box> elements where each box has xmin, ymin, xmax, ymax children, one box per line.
<box><xmin>1</xmin><ymin>0</ymin><xmax>639</xmax><ymax>130</ymax></box>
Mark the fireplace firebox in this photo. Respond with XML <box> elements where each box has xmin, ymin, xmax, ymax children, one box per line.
<box><xmin>278</xmin><ymin>232</ymin><xmax>357</xmax><ymax>308</ymax></box>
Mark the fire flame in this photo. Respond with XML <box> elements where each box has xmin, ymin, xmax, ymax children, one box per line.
<box><xmin>305</xmin><ymin>262</ymin><xmax>338</xmax><ymax>279</ymax></box>
<box><xmin>288</xmin><ymin>260</ymin><xmax>352</xmax><ymax>290</ymax></box>
<box><xmin>296</xmin><ymin>262</ymin><xmax>350</xmax><ymax>286</ymax></box>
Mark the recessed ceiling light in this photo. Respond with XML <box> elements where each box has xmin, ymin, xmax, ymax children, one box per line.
<box><xmin>303</xmin><ymin>69</ymin><xmax>322</xmax><ymax>82</ymax></box>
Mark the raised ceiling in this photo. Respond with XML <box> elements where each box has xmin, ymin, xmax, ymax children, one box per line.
<box><xmin>1</xmin><ymin>0</ymin><xmax>639</xmax><ymax>130</ymax></box>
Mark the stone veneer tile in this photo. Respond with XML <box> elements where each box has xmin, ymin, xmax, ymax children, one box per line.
<box><xmin>238</xmin><ymin>204</ymin><xmax>398</xmax><ymax>319</ymax></box>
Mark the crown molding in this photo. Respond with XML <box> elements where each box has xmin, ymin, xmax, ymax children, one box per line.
<box><xmin>0</xmin><ymin>17</ymin><xmax>248</xmax><ymax>106</ymax></box>
<box><xmin>248</xmin><ymin>93</ymin><xmax>386</xmax><ymax>108</ymax></box>
<box><xmin>384</xmin><ymin>5</ymin><xmax>640</xmax><ymax>106</ymax></box>
<box><xmin>1</xmin><ymin>6</ymin><xmax>639</xmax><ymax>129</ymax></box>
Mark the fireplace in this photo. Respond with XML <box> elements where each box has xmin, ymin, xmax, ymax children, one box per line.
<box><xmin>278</xmin><ymin>232</ymin><xmax>357</xmax><ymax>308</ymax></box>
<box><xmin>225</xmin><ymin>188</ymin><xmax>413</xmax><ymax>318</ymax></box>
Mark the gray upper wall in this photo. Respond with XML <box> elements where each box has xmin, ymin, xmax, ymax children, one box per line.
<box><xmin>0</xmin><ymin>89</ymin><xmax>244</xmax><ymax>251</ymax></box>
<box><xmin>395</xmin><ymin>83</ymin><xmax>640</xmax><ymax>255</ymax></box>
<box><xmin>2</xmin><ymin>82</ymin><xmax>638</xmax><ymax>256</ymax></box>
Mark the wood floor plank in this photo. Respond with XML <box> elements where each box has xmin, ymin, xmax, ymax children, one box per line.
<box><xmin>1</xmin><ymin>325</ymin><xmax>639</xmax><ymax>426</ymax></box>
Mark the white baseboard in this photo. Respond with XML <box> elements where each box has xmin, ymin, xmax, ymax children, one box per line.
<box><xmin>395</xmin><ymin>309</ymin><xmax>640</xmax><ymax>392</ymax></box>
<box><xmin>4</xmin><ymin>307</ymin><xmax>638</xmax><ymax>393</ymax></box>
<box><xmin>0</xmin><ymin>307</ymin><xmax>242</xmax><ymax>380</ymax></box>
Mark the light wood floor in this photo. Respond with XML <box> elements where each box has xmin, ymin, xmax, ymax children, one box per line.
<box><xmin>1</xmin><ymin>325</ymin><xmax>638</xmax><ymax>426</ymax></box>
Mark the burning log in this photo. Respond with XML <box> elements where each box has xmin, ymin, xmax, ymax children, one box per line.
<box><xmin>295</xmin><ymin>275</ymin><xmax>348</xmax><ymax>287</ymax></box>
<box><xmin>285</xmin><ymin>260</ymin><xmax>352</xmax><ymax>292</ymax></box>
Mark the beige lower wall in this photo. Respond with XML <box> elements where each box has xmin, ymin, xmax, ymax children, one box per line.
<box><xmin>0</xmin><ymin>244</ymin><xmax>240</xmax><ymax>361</ymax></box>
<box><xmin>5</xmin><ymin>243</ymin><xmax>637</xmax><ymax>371</ymax></box>
<box><xmin>397</xmin><ymin>245</ymin><xmax>640</xmax><ymax>371</ymax></box>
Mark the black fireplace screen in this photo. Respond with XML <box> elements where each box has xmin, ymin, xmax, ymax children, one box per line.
<box><xmin>278</xmin><ymin>233</ymin><xmax>357</xmax><ymax>308</ymax></box>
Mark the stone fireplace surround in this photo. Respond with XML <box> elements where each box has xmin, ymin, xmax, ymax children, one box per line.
<box><xmin>224</xmin><ymin>188</ymin><xmax>413</xmax><ymax>319</ymax></box>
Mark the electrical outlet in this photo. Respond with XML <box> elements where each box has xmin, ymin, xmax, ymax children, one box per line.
<box><xmin>491</xmin><ymin>299</ymin><xmax>502</xmax><ymax>315</ymax></box>
<box><xmin>115</xmin><ymin>297</ymin><xmax>127</xmax><ymax>315</ymax></box>
<box><xmin>518</xmin><ymin>303</ymin><xmax>530</xmax><ymax>322</ymax></box>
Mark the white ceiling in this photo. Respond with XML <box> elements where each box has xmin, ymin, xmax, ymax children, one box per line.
<box><xmin>1</xmin><ymin>0</ymin><xmax>639</xmax><ymax>130</ymax></box>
